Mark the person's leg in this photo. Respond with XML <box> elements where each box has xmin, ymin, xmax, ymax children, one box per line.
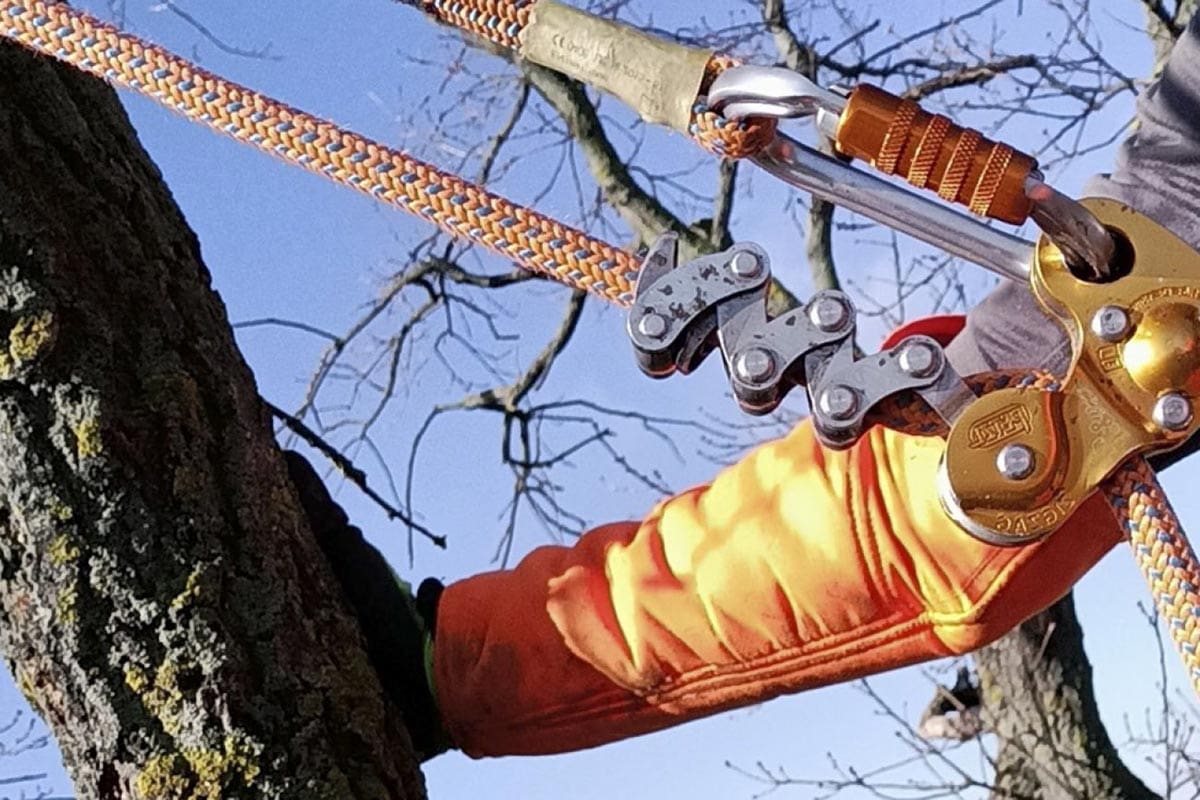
<box><xmin>433</xmin><ymin>418</ymin><xmax>1120</xmax><ymax>757</ymax></box>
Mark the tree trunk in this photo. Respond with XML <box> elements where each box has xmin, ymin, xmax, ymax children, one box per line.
<box><xmin>1147</xmin><ymin>0</ymin><xmax>1197</xmax><ymax>76</ymax></box>
<box><xmin>975</xmin><ymin>594</ymin><xmax>1156</xmax><ymax>800</ymax></box>
<box><xmin>0</xmin><ymin>42</ymin><xmax>424</xmax><ymax>800</ymax></box>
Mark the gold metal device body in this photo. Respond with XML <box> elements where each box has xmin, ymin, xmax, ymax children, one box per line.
<box><xmin>941</xmin><ymin>199</ymin><xmax>1200</xmax><ymax>544</ymax></box>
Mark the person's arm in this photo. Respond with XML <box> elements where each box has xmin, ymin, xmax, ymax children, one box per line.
<box><xmin>1087</xmin><ymin>15</ymin><xmax>1200</xmax><ymax>248</ymax></box>
<box><xmin>430</xmin><ymin>17</ymin><xmax>1200</xmax><ymax>760</ymax></box>
<box><xmin>1088</xmin><ymin>14</ymin><xmax>1200</xmax><ymax>471</ymax></box>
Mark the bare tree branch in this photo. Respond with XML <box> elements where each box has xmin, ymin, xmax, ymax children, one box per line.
<box><xmin>708</xmin><ymin>158</ymin><xmax>739</xmax><ymax>249</ymax></box>
<box><xmin>520</xmin><ymin>62</ymin><xmax>713</xmax><ymax>257</ymax></box>
<box><xmin>265</xmin><ymin>399</ymin><xmax>448</xmax><ymax>548</ymax></box>
<box><xmin>763</xmin><ymin>0</ymin><xmax>816</xmax><ymax>74</ymax></box>
<box><xmin>902</xmin><ymin>55</ymin><xmax>1040</xmax><ymax>101</ymax></box>
<box><xmin>155</xmin><ymin>0</ymin><xmax>280</xmax><ymax>60</ymax></box>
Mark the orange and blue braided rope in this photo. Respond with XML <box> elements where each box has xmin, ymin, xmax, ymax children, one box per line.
<box><xmin>1</xmin><ymin>1</ymin><xmax>769</xmax><ymax>305</ymax></box>
<box><xmin>2</xmin><ymin>0</ymin><xmax>639</xmax><ymax>304</ymax></box>
<box><xmin>1108</xmin><ymin>460</ymin><xmax>1200</xmax><ymax>690</ymax></box>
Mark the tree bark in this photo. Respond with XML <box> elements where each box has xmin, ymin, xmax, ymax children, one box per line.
<box><xmin>975</xmin><ymin>594</ymin><xmax>1157</xmax><ymax>800</ymax></box>
<box><xmin>0</xmin><ymin>42</ymin><xmax>423</xmax><ymax>800</ymax></box>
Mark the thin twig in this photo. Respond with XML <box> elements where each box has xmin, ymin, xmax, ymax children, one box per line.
<box><xmin>264</xmin><ymin>399</ymin><xmax>447</xmax><ymax>548</ymax></box>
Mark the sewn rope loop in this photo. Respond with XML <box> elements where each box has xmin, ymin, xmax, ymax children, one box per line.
<box><xmin>405</xmin><ymin>0</ymin><xmax>777</xmax><ymax>159</ymax></box>
<box><xmin>1</xmin><ymin>0</ymin><xmax>1197</xmax><ymax>697</ymax></box>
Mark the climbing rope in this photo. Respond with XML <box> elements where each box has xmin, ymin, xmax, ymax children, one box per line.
<box><xmin>1</xmin><ymin>0</ymin><xmax>1197</xmax><ymax>694</ymax></box>
<box><xmin>1111</xmin><ymin>460</ymin><xmax>1200</xmax><ymax>687</ymax></box>
<box><xmin>2</xmin><ymin>0</ymin><xmax>639</xmax><ymax>304</ymax></box>
<box><xmin>0</xmin><ymin>0</ymin><xmax>776</xmax><ymax>306</ymax></box>
<box><xmin>404</xmin><ymin>0</ymin><xmax>536</xmax><ymax>49</ymax></box>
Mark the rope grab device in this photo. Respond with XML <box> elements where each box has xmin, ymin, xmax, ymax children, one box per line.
<box><xmin>2</xmin><ymin>0</ymin><xmax>1199</xmax><ymax>694</ymax></box>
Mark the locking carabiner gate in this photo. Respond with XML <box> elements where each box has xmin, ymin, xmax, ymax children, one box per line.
<box><xmin>707</xmin><ymin>66</ymin><xmax>1117</xmax><ymax>280</ymax></box>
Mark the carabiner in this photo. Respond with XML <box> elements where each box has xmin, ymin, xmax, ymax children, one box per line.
<box><xmin>1026</xmin><ymin>178</ymin><xmax>1118</xmax><ymax>280</ymax></box>
<box><xmin>708</xmin><ymin>65</ymin><xmax>1119</xmax><ymax>281</ymax></box>
<box><xmin>752</xmin><ymin>134</ymin><xmax>1035</xmax><ymax>283</ymax></box>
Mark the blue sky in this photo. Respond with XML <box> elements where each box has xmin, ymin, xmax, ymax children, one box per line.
<box><xmin>2</xmin><ymin>1</ymin><xmax>1194</xmax><ymax>797</ymax></box>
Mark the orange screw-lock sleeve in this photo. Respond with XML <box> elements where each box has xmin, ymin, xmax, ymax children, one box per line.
<box><xmin>835</xmin><ymin>84</ymin><xmax>1037</xmax><ymax>225</ymax></box>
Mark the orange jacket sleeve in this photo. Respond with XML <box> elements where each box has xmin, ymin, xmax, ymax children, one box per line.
<box><xmin>433</xmin><ymin>418</ymin><xmax>1121</xmax><ymax>757</ymax></box>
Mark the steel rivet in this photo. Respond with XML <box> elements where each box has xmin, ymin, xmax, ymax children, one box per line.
<box><xmin>819</xmin><ymin>385</ymin><xmax>859</xmax><ymax>420</ymax></box>
<box><xmin>996</xmin><ymin>444</ymin><xmax>1036</xmax><ymax>481</ymax></box>
<box><xmin>1091</xmin><ymin>305</ymin><xmax>1131</xmax><ymax>342</ymax></box>
<box><xmin>1153</xmin><ymin>392</ymin><xmax>1193</xmax><ymax>432</ymax></box>
<box><xmin>637</xmin><ymin>312</ymin><xmax>668</xmax><ymax>340</ymax></box>
<box><xmin>729</xmin><ymin>251</ymin><xmax>762</xmax><ymax>278</ymax></box>
<box><xmin>734</xmin><ymin>347</ymin><xmax>776</xmax><ymax>384</ymax></box>
<box><xmin>898</xmin><ymin>341</ymin><xmax>941</xmax><ymax>378</ymax></box>
<box><xmin>810</xmin><ymin>295</ymin><xmax>850</xmax><ymax>333</ymax></box>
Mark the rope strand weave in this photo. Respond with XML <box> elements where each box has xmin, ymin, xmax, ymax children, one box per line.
<box><xmin>1108</xmin><ymin>460</ymin><xmax>1200</xmax><ymax>692</ymax></box>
